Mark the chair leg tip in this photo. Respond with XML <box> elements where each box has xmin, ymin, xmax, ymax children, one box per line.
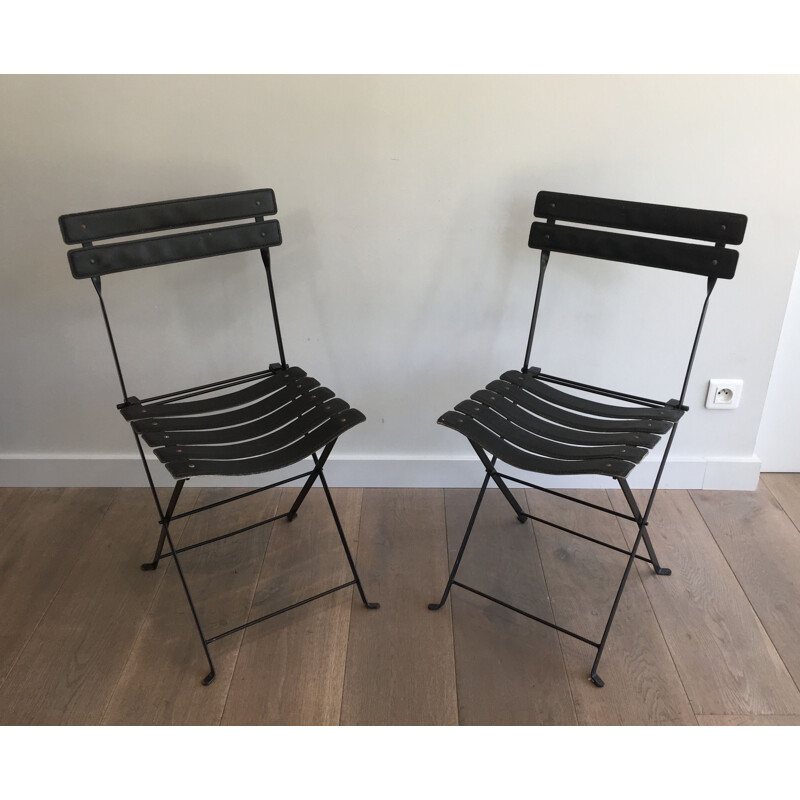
<box><xmin>517</xmin><ymin>514</ymin><xmax>527</xmax><ymax>523</ymax></box>
<box><xmin>365</xmin><ymin>602</ymin><xmax>380</xmax><ymax>610</ymax></box>
<box><xmin>140</xmin><ymin>562</ymin><xmax>158</xmax><ymax>571</ymax></box>
<box><xmin>202</xmin><ymin>671</ymin><xmax>216</xmax><ymax>686</ymax></box>
<box><xmin>655</xmin><ymin>567</ymin><xmax>672</xmax><ymax>576</ymax></box>
<box><xmin>428</xmin><ymin>602</ymin><xmax>444</xmax><ymax>611</ymax></box>
<box><xmin>590</xmin><ymin>672</ymin><xmax>605</xmax><ymax>688</ymax></box>
<box><xmin>286</xmin><ymin>512</ymin><xmax>297</xmax><ymax>522</ymax></box>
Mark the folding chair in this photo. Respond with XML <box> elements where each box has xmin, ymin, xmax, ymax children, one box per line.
<box><xmin>59</xmin><ymin>188</ymin><xmax>379</xmax><ymax>685</ymax></box>
<box><xmin>429</xmin><ymin>191</ymin><xmax>746</xmax><ymax>687</ymax></box>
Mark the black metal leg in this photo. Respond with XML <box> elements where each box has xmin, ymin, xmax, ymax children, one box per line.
<box><xmin>138</xmin><ymin>478</ymin><xmax>216</xmax><ymax>684</ymax></box>
<box><xmin>161</xmin><ymin>519</ymin><xmax>217</xmax><ymax>686</ymax></box>
<box><xmin>429</xmin><ymin>469</ymin><xmax>492</xmax><ymax>610</ymax></box>
<box><xmin>317</xmin><ymin>468</ymin><xmax>379</xmax><ymax>610</ymax></box>
<box><xmin>617</xmin><ymin>477</ymin><xmax>671</xmax><ymax>576</ymax></box>
<box><xmin>589</xmin><ymin>522</ymin><xmax>648</xmax><ymax>688</ymax></box>
<box><xmin>286</xmin><ymin>442</ymin><xmax>335</xmax><ymax>521</ymax></box>
<box><xmin>471</xmin><ymin>444</ymin><xmax>527</xmax><ymax>523</ymax></box>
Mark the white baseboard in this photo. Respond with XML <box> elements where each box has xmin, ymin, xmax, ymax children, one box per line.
<box><xmin>0</xmin><ymin>453</ymin><xmax>762</xmax><ymax>490</ymax></box>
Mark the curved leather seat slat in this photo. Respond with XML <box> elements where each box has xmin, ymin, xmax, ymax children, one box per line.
<box><xmin>154</xmin><ymin>398</ymin><xmax>351</xmax><ymax>462</ymax></box>
<box><xmin>438</xmin><ymin>411</ymin><xmax>636</xmax><ymax>478</ymax></box>
<box><xmin>165</xmin><ymin>408</ymin><xmax>366</xmax><ymax>478</ymax></box>
<box><xmin>500</xmin><ymin>370</ymin><xmax>685</xmax><ymax>422</ymax></box>
<box><xmin>470</xmin><ymin>389</ymin><xmax>662</xmax><ymax>448</ymax></box>
<box><xmin>454</xmin><ymin>400</ymin><xmax>649</xmax><ymax>464</ymax></box>
<box><xmin>121</xmin><ymin>367</ymin><xmax>306</xmax><ymax>421</ymax></box>
<box><xmin>130</xmin><ymin>377</ymin><xmax>323</xmax><ymax>433</ymax></box>
<box><xmin>486</xmin><ymin>381</ymin><xmax>673</xmax><ymax>435</ymax></box>
<box><xmin>139</xmin><ymin>388</ymin><xmax>336</xmax><ymax>447</ymax></box>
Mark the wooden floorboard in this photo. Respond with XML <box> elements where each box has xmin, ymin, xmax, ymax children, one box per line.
<box><xmin>101</xmin><ymin>487</ymin><xmax>280</xmax><ymax>725</ymax></box>
<box><xmin>762</xmin><ymin>473</ymin><xmax>800</xmax><ymax>530</ymax></box>
<box><xmin>445</xmin><ymin>488</ymin><xmax>576</xmax><ymax>725</ymax></box>
<box><xmin>0</xmin><ymin>488</ymin><xmax>198</xmax><ymax>724</ymax></box>
<box><xmin>222</xmin><ymin>488</ymin><xmax>362</xmax><ymax>725</ymax></box>
<box><xmin>340</xmin><ymin>488</ymin><xmax>458</xmax><ymax>725</ymax></box>
<box><xmin>690</xmin><ymin>483</ymin><xmax>800</xmax><ymax>690</ymax></box>
<box><xmin>527</xmin><ymin>488</ymin><xmax>696</xmax><ymax>725</ymax></box>
<box><xmin>1</xmin><ymin>482</ymin><xmax>800</xmax><ymax>725</ymax></box>
<box><xmin>0</xmin><ymin>488</ymin><xmax>117</xmax><ymax>694</ymax></box>
<box><xmin>696</xmin><ymin>714</ymin><xmax>800</xmax><ymax>726</ymax></box>
<box><xmin>609</xmin><ymin>488</ymin><xmax>800</xmax><ymax>716</ymax></box>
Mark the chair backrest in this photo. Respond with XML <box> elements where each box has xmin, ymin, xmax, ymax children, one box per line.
<box><xmin>522</xmin><ymin>191</ymin><xmax>747</xmax><ymax>404</ymax></box>
<box><xmin>529</xmin><ymin>190</ymin><xmax>746</xmax><ymax>279</ymax></box>
<box><xmin>59</xmin><ymin>188</ymin><xmax>280</xmax><ymax>279</ymax></box>
<box><xmin>59</xmin><ymin>188</ymin><xmax>286</xmax><ymax>402</ymax></box>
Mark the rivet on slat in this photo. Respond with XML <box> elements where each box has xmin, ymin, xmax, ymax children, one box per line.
<box><xmin>90</xmin><ymin>258</ymin><xmax>96</xmax><ymax>263</ymax></box>
<box><xmin>721</xmin><ymin>224</ymin><xmax>727</xmax><ymax>230</ymax></box>
<box><xmin>189</xmin><ymin>464</ymin><xmax>195</xmax><ymax>469</ymax></box>
<box><xmin>712</xmin><ymin>259</ymin><xmax>718</xmax><ymax>266</ymax></box>
<box><xmin>325</xmin><ymin>406</ymin><xmax>331</xmax><ymax>411</ymax></box>
<box><xmin>256</xmin><ymin>200</ymin><xmax>261</xmax><ymax>206</ymax></box>
<box><xmin>81</xmin><ymin>224</ymin><xmax>87</xmax><ymax>230</ymax></box>
<box><xmin>164</xmin><ymin>435</ymin><xmax>170</xmax><ymax>439</ymax></box>
<box><xmin>261</xmin><ymin>232</ymin><xmax>266</xmax><ymax>237</ymax></box>
<box><xmin>176</xmin><ymin>449</ymin><xmax>182</xmax><ymax>453</ymax></box>
<box><xmin>551</xmin><ymin>202</ymin><xmax>556</xmax><ymax>208</ymax></box>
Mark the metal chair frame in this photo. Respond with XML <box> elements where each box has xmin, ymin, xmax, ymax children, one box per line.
<box><xmin>429</xmin><ymin>191</ymin><xmax>746</xmax><ymax>686</ymax></box>
<box><xmin>60</xmin><ymin>188</ymin><xmax>378</xmax><ymax>686</ymax></box>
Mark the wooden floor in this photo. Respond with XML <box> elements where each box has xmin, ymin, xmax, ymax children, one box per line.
<box><xmin>1</xmin><ymin>475</ymin><xmax>800</xmax><ymax>725</ymax></box>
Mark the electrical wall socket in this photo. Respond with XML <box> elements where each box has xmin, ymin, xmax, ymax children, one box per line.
<box><xmin>706</xmin><ymin>379</ymin><xmax>743</xmax><ymax>409</ymax></box>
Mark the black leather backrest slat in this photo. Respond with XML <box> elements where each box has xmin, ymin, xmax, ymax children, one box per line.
<box><xmin>69</xmin><ymin>220</ymin><xmax>282</xmax><ymax>279</ymax></box>
<box><xmin>529</xmin><ymin>222</ymin><xmax>738</xmax><ymax>280</ymax></box>
<box><xmin>534</xmin><ymin>191</ymin><xmax>746</xmax><ymax>245</ymax></box>
<box><xmin>59</xmin><ymin>188</ymin><xmax>277</xmax><ymax>244</ymax></box>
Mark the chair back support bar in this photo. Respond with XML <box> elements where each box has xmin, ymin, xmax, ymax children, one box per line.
<box><xmin>530</xmin><ymin>191</ymin><xmax>746</xmax><ymax>279</ymax></box>
<box><xmin>59</xmin><ymin>188</ymin><xmax>277</xmax><ymax>244</ymax></box>
<box><xmin>67</xmin><ymin>219</ymin><xmax>281</xmax><ymax>279</ymax></box>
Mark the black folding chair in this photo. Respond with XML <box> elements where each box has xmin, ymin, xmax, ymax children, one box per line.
<box><xmin>429</xmin><ymin>191</ymin><xmax>746</xmax><ymax>687</ymax></box>
<box><xmin>59</xmin><ymin>188</ymin><xmax>378</xmax><ymax>685</ymax></box>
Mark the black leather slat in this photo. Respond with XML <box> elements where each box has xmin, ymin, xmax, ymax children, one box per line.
<box><xmin>501</xmin><ymin>371</ymin><xmax>685</xmax><ymax>422</ymax></box>
<box><xmin>69</xmin><ymin>220</ymin><xmax>281</xmax><ymax>279</ymax></box>
<box><xmin>438</xmin><ymin>411</ymin><xmax>637</xmax><ymax>478</ymax></box>
<box><xmin>534</xmin><ymin>191</ymin><xmax>746</xmax><ymax>245</ymax></box>
<box><xmin>470</xmin><ymin>389</ymin><xmax>661</xmax><ymax>448</ymax></box>
<box><xmin>164</xmin><ymin>409</ymin><xmax>366</xmax><ymax>478</ymax></box>
<box><xmin>59</xmin><ymin>188</ymin><xmax>277</xmax><ymax>244</ymax></box>
<box><xmin>138</xmin><ymin>388</ymin><xmax>336</xmax><ymax>447</ymax></box>
<box><xmin>153</xmin><ymin>398</ymin><xmax>351</xmax><ymax>462</ymax></box>
<box><xmin>485</xmin><ymin>381</ymin><xmax>673</xmax><ymax>434</ymax></box>
<box><xmin>130</xmin><ymin>377</ymin><xmax>322</xmax><ymax>434</ymax></box>
<box><xmin>454</xmin><ymin>400</ymin><xmax>649</xmax><ymax>464</ymax></box>
<box><xmin>528</xmin><ymin>222</ymin><xmax>738</xmax><ymax>280</ymax></box>
<box><xmin>121</xmin><ymin>367</ymin><xmax>306</xmax><ymax>421</ymax></box>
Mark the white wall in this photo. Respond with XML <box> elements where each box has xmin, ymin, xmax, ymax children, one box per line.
<box><xmin>756</xmin><ymin>252</ymin><xmax>800</xmax><ymax>470</ymax></box>
<box><xmin>1</xmin><ymin>75</ymin><xmax>799</xmax><ymax>488</ymax></box>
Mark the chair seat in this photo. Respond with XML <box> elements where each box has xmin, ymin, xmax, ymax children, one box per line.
<box><xmin>438</xmin><ymin>368</ymin><xmax>685</xmax><ymax>479</ymax></box>
<box><xmin>121</xmin><ymin>366</ymin><xmax>365</xmax><ymax>478</ymax></box>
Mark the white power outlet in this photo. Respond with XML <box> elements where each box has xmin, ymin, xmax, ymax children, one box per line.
<box><xmin>706</xmin><ymin>379</ymin><xmax>743</xmax><ymax>409</ymax></box>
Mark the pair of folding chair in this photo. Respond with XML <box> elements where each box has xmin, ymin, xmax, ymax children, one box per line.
<box><xmin>60</xmin><ymin>188</ymin><xmax>745</xmax><ymax>688</ymax></box>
